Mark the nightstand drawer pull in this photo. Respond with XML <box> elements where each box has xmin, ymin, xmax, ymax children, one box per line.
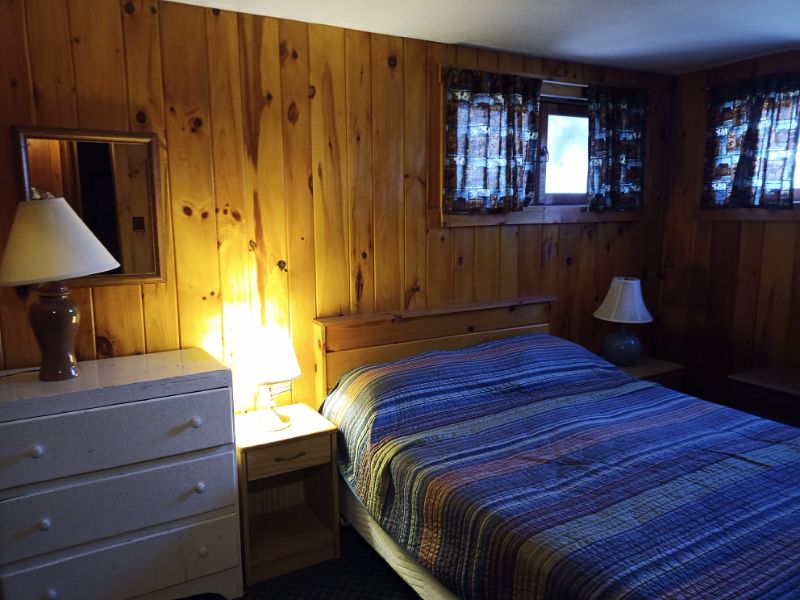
<box><xmin>275</xmin><ymin>451</ymin><xmax>306</xmax><ymax>463</ymax></box>
<box><xmin>45</xmin><ymin>588</ymin><xmax>58</xmax><ymax>600</ymax></box>
<box><xmin>38</xmin><ymin>517</ymin><xmax>52</xmax><ymax>531</ymax></box>
<box><xmin>29</xmin><ymin>444</ymin><xmax>45</xmax><ymax>459</ymax></box>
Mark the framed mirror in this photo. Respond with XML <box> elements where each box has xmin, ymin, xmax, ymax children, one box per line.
<box><xmin>14</xmin><ymin>126</ymin><xmax>164</xmax><ymax>286</ymax></box>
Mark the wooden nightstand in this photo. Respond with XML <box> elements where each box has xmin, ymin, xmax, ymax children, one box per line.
<box><xmin>235</xmin><ymin>403</ymin><xmax>339</xmax><ymax>585</ymax></box>
<box><xmin>727</xmin><ymin>367</ymin><xmax>800</xmax><ymax>427</ymax></box>
<box><xmin>621</xmin><ymin>356</ymin><xmax>685</xmax><ymax>390</ymax></box>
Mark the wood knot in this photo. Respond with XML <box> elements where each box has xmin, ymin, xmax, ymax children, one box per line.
<box><xmin>387</xmin><ymin>55</ymin><xmax>397</xmax><ymax>68</ymax></box>
<box><xmin>182</xmin><ymin>206</ymin><xmax>192</xmax><ymax>216</ymax></box>
<box><xmin>287</xmin><ymin>102</ymin><xmax>298</xmax><ymax>123</ymax></box>
<box><xmin>565</xmin><ymin>256</ymin><xmax>573</xmax><ymax>267</ymax></box>
<box><xmin>249</xmin><ymin>240</ymin><xmax>257</xmax><ymax>250</ymax></box>
<box><xmin>96</xmin><ymin>335</ymin><xmax>114</xmax><ymax>358</ymax></box>
<box><xmin>361</xmin><ymin>251</ymin><xmax>367</xmax><ymax>260</ymax></box>
<box><xmin>201</xmin><ymin>210</ymin><xmax>209</xmax><ymax>219</ymax></box>
<box><xmin>211</xmin><ymin>8</ymin><xmax>220</xmax><ymax>15</ymax></box>
<box><xmin>279</xmin><ymin>41</ymin><xmax>288</xmax><ymax>63</ymax></box>
<box><xmin>292</xmin><ymin>49</ymin><xmax>298</xmax><ymax>60</ymax></box>
<box><xmin>135</xmin><ymin>110</ymin><xmax>147</xmax><ymax>124</ymax></box>
<box><xmin>10</xmin><ymin>79</ymin><xmax>18</xmax><ymax>88</ymax></box>
<box><xmin>308</xmin><ymin>85</ymin><xmax>316</xmax><ymax>98</ymax></box>
<box><xmin>265</xmin><ymin>91</ymin><xmax>273</xmax><ymax>104</ymax></box>
<box><xmin>123</xmin><ymin>2</ymin><xmax>135</xmax><ymax>15</ymax></box>
<box><xmin>231</xmin><ymin>209</ymin><xmax>242</xmax><ymax>221</ymax></box>
<box><xmin>192</xmin><ymin>117</ymin><xmax>203</xmax><ymax>128</ymax></box>
<box><xmin>308</xmin><ymin>174</ymin><xmax>313</xmax><ymax>193</ymax></box>
<box><xmin>277</xmin><ymin>259</ymin><xmax>287</xmax><ymax>271</ymax></box>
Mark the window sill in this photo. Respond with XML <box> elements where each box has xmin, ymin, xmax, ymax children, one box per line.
<box><xmin>441</xmin><ymin>205</ymin><xmax>640</xmax><ymax>227</ymax></box>
<box><xmin>697</xmin><ymin>207</ymin><xmax>800</xmax><ymax>222</ymax></box>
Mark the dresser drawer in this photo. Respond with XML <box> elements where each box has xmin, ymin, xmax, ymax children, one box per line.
<box><xmin>246</xmin><ymin>434</ymin><xmax>331</xmax><ymax>480</ymax></box>
<box><xmin>0</xmin><ymin>389</ymin><xmax>233</xmax><ymax>490</ymax></box>
<box><xmin>0</xmin><ymin>513</ymin><xmax>240</xmax><ymax>600</ymax></box>
<box><xmin>0</xmin><ymin>450</ymin><xmax>237</xmax><ymax>564</ymax></box>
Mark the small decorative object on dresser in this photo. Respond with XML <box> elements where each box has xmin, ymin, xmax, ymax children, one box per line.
<box><xmin>593</xmin><ymin>276</ymin><xmax>653</xmax><ymax>366</ymax></box>
<box><xmin>0</xmin><ymin>348</ymin><xmax>242</xmax><ymax>600</ymax></box>
<box><xmin>0</xmin><ymin>196</ymin><xmax>120</xmax><ymax>381</ymax></box>
<box><xmin>235</xmin><ymin>403</ymin><xmax>339</xmax><ymax>586</ymax></box>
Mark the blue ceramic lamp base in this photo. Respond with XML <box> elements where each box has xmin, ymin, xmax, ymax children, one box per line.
<box><xmin>601</xmin><ymin>330</ymin><xmax>642</xmax><ymax>366</ymax></box>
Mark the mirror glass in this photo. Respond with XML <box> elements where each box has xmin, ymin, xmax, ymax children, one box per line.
<box><xmin>14</xmin><ymin>126</ymin><xmax>164</xmax><ymax>286</ymax></box>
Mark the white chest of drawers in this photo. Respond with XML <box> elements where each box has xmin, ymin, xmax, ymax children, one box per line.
<box><xmin>0</xmin><ymin>349</ymin><xmax>242</xmax><ymax>600</ymax></box>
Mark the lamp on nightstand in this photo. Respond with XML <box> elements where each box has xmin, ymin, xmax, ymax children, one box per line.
<box><xmin>0</xmin><ymin>196</ymin><xmax>120</xmax><ymax>381</ymax></box>
<box><xmin>252</xmin><ymin>328</ymin><xmax>301</xmax><ymax>431</ymax></box>
<box><xmin>593</xmin><ymin>276</ymin><xmax>653</xmax><ymax>366</ymax></box>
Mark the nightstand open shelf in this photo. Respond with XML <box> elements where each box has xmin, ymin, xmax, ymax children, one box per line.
<box><xmin>248</xmin><ymin>503</ymin><xmax>336</xmax><ymax>575</ymax></box>
<box><xmin>236</xmin><ymin>404</ymin><xmax>339</xmax><ymax>585</ymax></box>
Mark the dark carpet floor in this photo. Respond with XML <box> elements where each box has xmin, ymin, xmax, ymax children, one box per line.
<box><xmin>240</xmin><ymin>526</ymin><xmax>419</xmax><ymax>599</ymax></box>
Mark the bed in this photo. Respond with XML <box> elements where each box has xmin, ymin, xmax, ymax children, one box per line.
<box><xmin>313</xmin><ymin>298</ymin><xmax>800</xmax><ymax>599</ymax></box>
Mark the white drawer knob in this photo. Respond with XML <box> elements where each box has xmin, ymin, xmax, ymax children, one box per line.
<box><xmin>198</xmin><ymin>546</ymin><xmax>210</xmax><ymax>558</ymax></box>
<box><xmin>38</xmin><ymin>517</ymin><xmax>52</xmax><ymax>531</ymax></box>
<box><xmin>190</xmin><ymin>416</ymin><xmax>203</xmax><ymax>428</ymax></box>
<box><xmin>194</xmin><ymin>481</ymin><xmax>206</xmax><ymax>494</ymax></box>
<box><xmin>45</xmin><ymin>589</ymin><xmax>58</xmax><ymax>600</ymax></box>
<box><xmin>29</xmin><ymin>444</ymin><xmax>45</xmax><ymax>458</ymax></box>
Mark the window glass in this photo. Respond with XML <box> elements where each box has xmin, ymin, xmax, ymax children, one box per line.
<box><xmin>544</xmin><ymin>115</ymin><xmax>588</xmax><ymax>194</ymax></box>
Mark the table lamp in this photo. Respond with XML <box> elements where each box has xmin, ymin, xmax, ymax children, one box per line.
<box><xmin>253</xmin><ymin>328</ymin><xmax>302</xmax><ymax>431</ymax></box>
<box><xmin>593</xmin><ymin>276</ymin><xmax>652</xmax><ymax>366</ymax></box>
<box><xmin>0</xmin><ymin>197</ymin><xmax>120</xmax><ymax>380</ymax></box>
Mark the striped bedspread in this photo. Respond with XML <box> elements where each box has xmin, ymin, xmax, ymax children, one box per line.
<box><xmin>321</xmin><ymin>334</ymin><xmax>800</xmax><ymax>599</ymax></box>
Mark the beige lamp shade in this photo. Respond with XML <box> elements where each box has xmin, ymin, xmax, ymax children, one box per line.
<box><xmin>0</xmin><ymin>197</ymin><xmax>120</xmax><ymax>285</ymax></box>
<box><xmin>593</xmin><ymin>276</ymin><xmax>653</xmax><ymax>324</ymax></box>
<box><xmin>259</xmin><ymin>328</ymin><xmax>302</xmax><ymax>385</ymax></box>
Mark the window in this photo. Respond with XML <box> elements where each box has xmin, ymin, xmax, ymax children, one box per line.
<box><xmin>537</xmin><ymin>102</ymin><xmax>589</xmax><ymax>205</ymax></box>
<box><xmin>439</xmin><ymin>67</ymin><xmax>648</xmax><ymax>225</ymax></box>
<box><xmin>703</xmin><ymin>74</ymin><xmax>800</xmax><ymax>209</ymax></box>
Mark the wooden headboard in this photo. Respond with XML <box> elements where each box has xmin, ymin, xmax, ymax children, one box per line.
<box><xmin>312</xmin><ymin>295</ymin><xmax>555</xmax><ymax>407</ymax></box>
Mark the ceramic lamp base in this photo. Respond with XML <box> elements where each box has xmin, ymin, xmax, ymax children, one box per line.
<box><xmin>29</xmin><ymin>282</ymin><xmax>80</xmax><ymax>381</ymax></box>
<box><xmin>601</xmin><ymin>330</ymin><xmax>642</xmax><ymax>366</ymax></box>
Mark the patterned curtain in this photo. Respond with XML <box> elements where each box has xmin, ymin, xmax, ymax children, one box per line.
<box><xmin>442</xmin><ymin>68</ymin><xmax>541</xmax><ymax>214</ymax></box>
<box><xmin>703</xmin><ymin>73</ymin><xmax>800</xmax><ymax>209</ymax></box>
<box><xmin>587</xmin><ymin>87</ymin><xmax>648</xmax><ymax>211</ymax></box>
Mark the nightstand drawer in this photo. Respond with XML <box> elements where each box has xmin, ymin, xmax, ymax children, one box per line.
<box><xmin>246</xmin><ymin>434</ymin><xmax>330</xmax><ymax>480</ymax></box>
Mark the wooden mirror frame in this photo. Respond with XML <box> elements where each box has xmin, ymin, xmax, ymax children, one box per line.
<box><xmin>13</xmin><ymin>125</ymin><xmax>165</xmax><ymax>286</ymax></box>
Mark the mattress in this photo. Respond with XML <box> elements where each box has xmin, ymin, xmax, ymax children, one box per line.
<box><xmin>321</xmin><ymin>334</ymin><xmax>800</xmax><ymax>599</ymax></box>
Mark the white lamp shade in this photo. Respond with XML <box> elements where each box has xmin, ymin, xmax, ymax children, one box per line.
<box><xmin>0</xmin><ymin>197</ymin><xmax>120</xmax><ymax>286</ymax></box>
<box><xmin>593</xmin><ymin>276</ymin><xmax>653</xmax><ymax>324</ymax></box>
<box><xmin>259</xmin><ymin>328</ymin><xmax>302</xmax><ymax>385</ymax></box>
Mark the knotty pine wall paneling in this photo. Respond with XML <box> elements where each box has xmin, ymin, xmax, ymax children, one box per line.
<box><xmin>0</xmin><ymin>0</ymin><xmax>672</xmax><ymax>408</ymax></box>
<box><xmin>660</xmin><ymin>49</ymin><xmax>800</xmax><ymax>400</ymax></box>
<box><xmin>122</xmin><ymin>0</ymin><xmax>180</xmax><ymax>355</ymax></box>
